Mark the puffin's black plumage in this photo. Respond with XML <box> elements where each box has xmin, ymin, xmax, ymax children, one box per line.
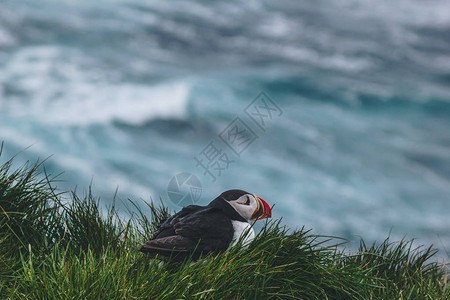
<box><xmin>139</xmin><ymin>190</ymin><xmax>249</xmax><ymax>259</ymax></box>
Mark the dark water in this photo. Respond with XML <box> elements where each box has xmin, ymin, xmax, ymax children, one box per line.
<box><xmin>1</xmin><ymin>0</ymin><xmax>449</xmax><ymax>254</ymax></box>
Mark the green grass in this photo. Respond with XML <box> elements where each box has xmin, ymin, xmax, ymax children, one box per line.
<box><xmin>0</xmin><ymin>147</ymin><xmax>448</xmax><ymax>299</ymax></box>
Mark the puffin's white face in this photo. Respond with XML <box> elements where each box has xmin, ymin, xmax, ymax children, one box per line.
<box><xmin>228</xmin><ymin>194</ymin><xmax>259</xmax><ymax>221</ymax></box>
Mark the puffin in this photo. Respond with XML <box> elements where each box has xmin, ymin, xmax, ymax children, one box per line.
<box><xmin>139</xmin><ymin>189</ymin><xmax>271</xmax><ymax>259</ymax></box>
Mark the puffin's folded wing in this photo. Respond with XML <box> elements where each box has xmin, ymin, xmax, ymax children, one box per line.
<box><xmin>139</xmin><ymin>235</ymin><xmax>197</xmax><ymax>254</ymax></box>
<box><xmin>173</xmin><ymin>209</ymin><xmax>231</xmax><ymax>240</ymax></box>
<box><xmin>152</xmin><ymin>205</ymin><xmax>205</xmax><ymax>239</ymax></box>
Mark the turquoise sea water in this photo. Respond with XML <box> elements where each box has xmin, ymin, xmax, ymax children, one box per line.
<box><xmin>1</xmin><ymin>0</ymin><xmax>449</xmax><ymax>253</ymax></box>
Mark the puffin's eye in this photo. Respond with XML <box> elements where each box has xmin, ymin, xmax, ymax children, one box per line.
<box><xmin>244</xmin><ymin>197</ymin><xmax>251</xmax><ymax>205</ymax></box>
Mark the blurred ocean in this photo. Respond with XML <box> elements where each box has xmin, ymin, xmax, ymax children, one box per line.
<box><xmin>1</xmin><ymin>0</ymin><xmax>449</xmax><ymax>253</ymax></box>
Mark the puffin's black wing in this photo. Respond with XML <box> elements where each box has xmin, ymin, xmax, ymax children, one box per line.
<box><xmin>140</xmin><ymin>236</ymin><xmax>196</xmax><ymax>256</ymax></box>
<box><xmin>151</xmin><ymin>205</ymin><xmax>203</xmax><ymax>239</ymax></box>
<box><xmin>139</xmin><ymin>206</ymin><xmax>234</xmax><ymax>257</ymax></box>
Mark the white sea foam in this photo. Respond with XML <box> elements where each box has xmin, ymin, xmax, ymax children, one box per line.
<box><xmin>1</xmin><ymin>46</ymin><xmax>190</xmax><ymax>126</ymax></box>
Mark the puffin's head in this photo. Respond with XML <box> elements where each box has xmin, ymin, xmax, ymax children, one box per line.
<box><xmin>219</xmin><ymin>189</ymin><xmax>272</xmax><ymax>221</ymax></box>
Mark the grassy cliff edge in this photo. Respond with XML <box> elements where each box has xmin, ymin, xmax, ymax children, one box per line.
<box><xmin>0</xmin><ymin>150</ymin><xmax>448</xmax><ymax>299</ymax></box>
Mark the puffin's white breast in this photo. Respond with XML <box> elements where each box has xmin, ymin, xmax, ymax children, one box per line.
<box><xmin>231</xmin><ymin>220</ymin><xmax>255</xmax><ymax>246</ymax></box>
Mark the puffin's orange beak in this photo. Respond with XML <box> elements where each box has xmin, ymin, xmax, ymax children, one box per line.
<box><xmin>250</xmin><ymin>195</ymin><xmax>272</xmax><ymax>221</ymax></box>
